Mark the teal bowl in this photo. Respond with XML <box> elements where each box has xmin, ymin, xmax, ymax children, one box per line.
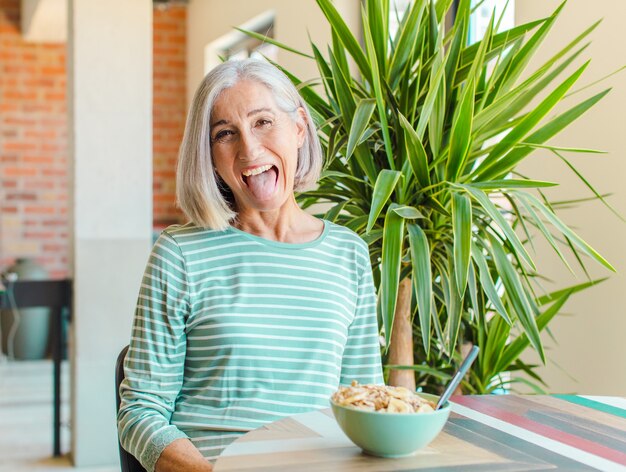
<box><xmin>330</xmin><ymin>392</ymin><xmax>450</xmax><ymax>458</ymax></box>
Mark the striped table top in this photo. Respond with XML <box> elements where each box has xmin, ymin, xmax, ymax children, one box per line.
<box><xmin>214</xmin><ymin>394</ymin><xmax>626</xmax><ymax>472</ymax></box>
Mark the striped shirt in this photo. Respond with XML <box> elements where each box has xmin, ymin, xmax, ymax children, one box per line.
<box><xmin>117</xmin><ymin>220</ymin><xmax>384</xmax><ymax>471</ymax></box>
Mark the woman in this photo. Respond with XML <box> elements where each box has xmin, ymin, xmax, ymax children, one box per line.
<box><xmin>117</xmin><ymin>58</ymin><xmax>383</xmax><ymax>472</ymax></box>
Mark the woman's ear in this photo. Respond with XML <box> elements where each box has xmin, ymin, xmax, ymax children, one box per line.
<box><xmin>295</xmin><ymin>107</ymin><xmax>307</xmax><ymax>148</ymax></box>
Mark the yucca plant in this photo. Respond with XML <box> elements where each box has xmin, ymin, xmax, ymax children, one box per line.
<box><xmin>245</xmin><ymin>0</ymin><xmax>618</xmax><ymax>393</ymax></box>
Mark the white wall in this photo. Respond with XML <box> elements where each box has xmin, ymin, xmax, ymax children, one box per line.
<box><xmin>68</xmin><ymin>0</ymin><xmax>153</xmax><ymax>465</ymax></box>
<box><xmin>186</xmin><ymin>0</ymin><xmax>361</xmax><ymax>105</ymax></box>
<box><xmin>515</xmin><ymin>1</ymin><xmax>626</xmax><ymax>395</ymax></box>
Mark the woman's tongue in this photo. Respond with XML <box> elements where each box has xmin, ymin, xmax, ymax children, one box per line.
<box><xmin>245</xmin><ymin>167</ymin><xmax>277</xmax><ymax>200</ymax></box>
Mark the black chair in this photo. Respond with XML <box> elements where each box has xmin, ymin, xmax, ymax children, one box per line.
<box><xmin>115</xmin><ymin>345</ymin><xmax>148</xmax><ymax>472</ymax></box>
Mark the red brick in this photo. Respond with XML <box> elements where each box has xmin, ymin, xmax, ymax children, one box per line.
<box><xmin>24</xmin><ymin>179</ymin><xmax>54</xmax><ymax>189</ymax></box>
<box><xmin>45</xmin><ymin>92</ymin><xmax>65</xmax><ymax>101</ymax></box>
<box><xmin>3</xmin><ymin>167</ymin><xmax>37</xmax><ymax>177</ymax></box>
<box><xmin>24</xmin><ymin>206</ymin><xmax>56</xmax><ymax>215</ymax></box>
<box><xmin>42</xmin><ymin>219</ymin><xmax>67</xmax><ymax>227</ymax></box>
<box><xmin>6</xmin><ymin>192</ymin><xmax>37</xmax><ymax>201</ymax></box>
<box><xmin>41</xmin><ymin>169</ymin><xmax>66</xmax><ymax>177</ymax></box>
<box><xmin>40</xmin><ymin>66</ymin><xmax>65</xmax><ymax>75</ymax></box>
<box><xmin>42</xmin><ymin>243</ymin><xmax>65</xmax><ymax>252</ymax></box>
<box><xmin>3</xmin><ymin>90</ymin><xmax>37</xmax><ymax>100</ymax></box>
<box><xmin>22</xmin><ymin>156</ymin><xmax>56</xmax><ymax>164</ymax></box>
<box><xmin>24</xmin><ymin>232</ymin><xmax>55</xmax><ymax>239</ymax></box>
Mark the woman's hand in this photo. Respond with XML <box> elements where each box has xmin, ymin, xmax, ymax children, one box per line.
<box><xmin>155</xmin><ymin>438</ymin><xmax>214</xmax><ymax>472</ymax></box>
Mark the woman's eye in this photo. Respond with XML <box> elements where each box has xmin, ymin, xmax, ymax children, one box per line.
<box><xmin>213</xmin><ymin>129</ymin><xmax>235</xmax><ymax>143</ymax></box>
<box><xmin>256</xmin><ymin>119</ymin><xmax>272</xmax><ymax>127</ymax></box>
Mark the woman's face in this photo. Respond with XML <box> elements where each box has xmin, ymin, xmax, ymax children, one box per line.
<box><xmin>210</xmin><ymin>80</ymin><xmax>306</xmax><ymax>214</ymax></box>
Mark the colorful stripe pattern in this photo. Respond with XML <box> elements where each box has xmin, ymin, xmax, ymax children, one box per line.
<box><xmin>214</xmin><ymin>395</ymin><xmax>626</xmax><ymax>471</ymax></box>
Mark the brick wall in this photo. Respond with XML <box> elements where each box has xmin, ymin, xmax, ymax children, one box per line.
<box><xmin>153</xmin><ymin>4</ymin><xmax>187</xmax><ymax>229</ymax></box>
<box><xmin>0</xmin><ymin>1</ymin><xmax>186</xmax><ymax>278</ymax></box>
<box><xmin>0</xmin><ymin>0</ymin><xmax>68</xmax><ymax>278</ymax></box>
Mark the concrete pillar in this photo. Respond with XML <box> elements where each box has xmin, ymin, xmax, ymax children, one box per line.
<box><xmin>67</xmin><ymin>0</ymin><xmax>152</xmax><ymax>465</ymax></box>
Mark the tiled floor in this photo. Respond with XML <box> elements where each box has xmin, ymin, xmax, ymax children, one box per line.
<box><xmin>0</xmin><ymin>357</ymin><xmax>117</xmax><ymax>472</ymax></box>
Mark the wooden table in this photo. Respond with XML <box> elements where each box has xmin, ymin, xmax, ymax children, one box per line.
<box><xmin>214</xmin><ymin>394</ymin><xmax>626</xmax><ymax>471</ymax></box>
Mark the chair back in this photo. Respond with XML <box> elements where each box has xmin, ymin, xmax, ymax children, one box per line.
<box><xmin>115</xmin><ymin>345</ymin><xmax>147</xmax><ymax>472</ymax></box>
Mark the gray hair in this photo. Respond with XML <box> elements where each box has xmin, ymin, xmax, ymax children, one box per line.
<box><xmin>176</xmin><ymin>58</ymin><xmax>323</xmax><ymax>230</ymax></box>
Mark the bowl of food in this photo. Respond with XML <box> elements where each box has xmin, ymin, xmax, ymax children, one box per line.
<box><xmin>330</xmin><ymin>381</ymin><xmax>450</xmax><ymax>458</ymax></box>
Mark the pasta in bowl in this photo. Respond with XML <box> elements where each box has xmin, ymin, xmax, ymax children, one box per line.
<box><xmin>329</xmin><ymin>381</ymin><xmax>450</xmax><ymax>457</ymax></box>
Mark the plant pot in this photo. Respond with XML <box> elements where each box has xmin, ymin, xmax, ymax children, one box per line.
<box><xmin>1</xmin><ymin>258</ymin><xmax>50</xmax><ymax>360</ymax></box>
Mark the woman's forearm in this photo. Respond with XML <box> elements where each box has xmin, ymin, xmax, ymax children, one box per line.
<box><xmin>155</xmin><ymin>438</ymin><xmax>214</xmax><ymax>472</ymax></box>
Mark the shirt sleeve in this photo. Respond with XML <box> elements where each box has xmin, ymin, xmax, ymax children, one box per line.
<box><xmin>339</xmin><ymin>243</ymin><xmax>384</xmax><ymax>386</ymax></box>
<box><xmin>117</xmin><ymin>231</ymin><xmax>190</xmax><ymax>472</ymax></box>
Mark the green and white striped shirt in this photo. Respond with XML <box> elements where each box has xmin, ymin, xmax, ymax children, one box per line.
<box><xmin>117</xmin><ymin>220</ymin><xmax>383</xmax><ymax>471</ymax></box>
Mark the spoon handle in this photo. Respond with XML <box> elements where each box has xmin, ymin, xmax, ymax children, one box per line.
<box><xmin>436</xmin><ymin>345</ymin><xmax>479</xmax><ymax>410</ymax></box>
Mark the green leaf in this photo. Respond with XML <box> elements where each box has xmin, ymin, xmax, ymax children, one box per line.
<box><xmin>398</xmin><ymin>113</ymin><xmax>431</xmax><ymax>189</ymax></box>
<box><xmin>428</xmin><ymin>27</ymin><xmax>446</xmax><ymax>158</ymax></box>
<box><xmin>459</xmin><ymin>20</ymin><xmax>544</xmax><ymax>67</ymax></box>
<box><xmin>445</xmin><ymin>255</ymin><xmax>462</xmax><ymax>351</ymax></box>
<box><xmin>520</xmin><ymin>143</ymin><xmax>606</xmax><ymax>154</ymax></box>
<box><xmin>366</xmin><ymin>0</ymin><xmax>389</xmax><ymax>75</ymax></box>
<box><xmin>536</xmin><ymin>278</ymin><xmax>607</xmax><ymax>305</ymax></box>
<box><xmin>471</xmin><ymin>244</ymin><xmax>511</xmax><ymax>324</ymax></box>
<box><xmin>315</xmin><ymin>0</ymin><xmax>372</xmax><ymax>84</ymax></box>
<box><xmin>367</xmin><ymin>170</ymin><xmax>402</xmax><ymax>232</ymax></box>
<box><xmin>320</xmin><ymin>170</ymin><xmax>366</xmax><ymax>184</ymax></box>
<box><xmin>328</xmin><ymin>50</ymin><xmax>356</xmax><ymax>126</ymax></box>
<box><xmin>488</xmin><ymin>234</ymin><xmax>544</xmax><ymax>363</ymax></box>
<box><xmin>427</xmin><ymin>0</ymin><xmax>438</xmax><ymax>53</ymax></box>
<box><xmin>482</xmin><ymin>313</ymin><xmax>512</xmax><ymax>380</ymax></box>
<box><xmin>515</xmin><ymin>194</ymin><xmax>573</xmax><ymax>274</ymax></box>
<box><xmin>468</xmin><ymin>179</ymin><xmax>558</xmax><ymax>190</ymax></box>
<box><xmin>478</xmin><ymin>17</ymin><xmax>600</xmax><ymax>131</ymax></box>
<box><xmin>484</xmin><ymin>59</ymin><xmax>585</xmax><ymax>137</ymax></box>
<box><xmin>388</xmin><ymin>0</ymin><xmax>427</xmax><ymax>84</ymax></box>
<box><xmin>496</xmin><ymin>290</ymin><xmax>572</xmax><ymax>372</ymax></box>
<box><xmin>408</xmin><ymin>224</ymin><xmax>432</xmax><ymax>354</ymax></box>
<box><xmin>362</xmin><ymin>8</ymin><xmax>395</xmax><ymax>169</ymax></box>
<box><xmin>324</xmin><ymin>200</ymin><xmax>349</xmax><ymax>223</ymax></box>
<box><xmin>346</xmin><ymin>99</ymin><xmax>377</xmax><ymax>160</ymax></box>
<box><xmin>516</xmin><ymin>192</ymin><xmax>616</xmax><ymax>272</ymax></box>
<box><xmin>474</xmin><ymin>61</ymin><xmax>590</xmax><ymax>181</ymax></box>
<box><xmin>331</xmin><ymin>27</ymin><xmax>350</xmax><ymax>78</ymax></box>
<box><xmin>444</xmin><ymin>0</ymin><xmax>469</xmax><ymax>96</ymax></box>
<box><xmin>234</xmin><ymin>28</ymin><xmax>313</xmax><ymax>59</ymax></box>
<box><xmin>481</xmin><ymin>88</ymin><xmax>611</xmax><ymax>183</ymax></box>
<box><xmin>467</xmin><ymin>261</ymin><xmax>479</xmax><ymax>322</ymax></box>
<box><xmin>491</xmin><ymin>1</ymin><xmax>567</xmax><ymax>100</ymax></box>
<box><xmin>452</xmin><ymin>192</ymin><xmax>472</xmax><ymax>297</ymax></box>
<box><xmin>551</xmin><ymin>149</ymin><xmax>626</xmax><ymax>222</ymax></box>
<box><xmin>392</xmin><ymin>206</ymin><xmax>425</xmax><ymax>219</ymax></box>
<box><xmin>416</xmin><ymin>54</ymin><xmax>446</xmax><ymax>140</ymax></box>
<box><xmin>467</xmin><ymin>12</ymin><xmax>494</xmax><ymax>87</ymax></box>
<box><xmin>381</xmin><ymin>205</ymin><xmax>405</xmax><ymax>349</ymax></box>
<box><xmin>446</xmin><ymin>78</ymin><xmax>475</xmax><ymax>180</ymax></box>
<box><xmin>461</xmin><ymin>184</ymin><xmax>535</xmax><ymax>270</ymax></box>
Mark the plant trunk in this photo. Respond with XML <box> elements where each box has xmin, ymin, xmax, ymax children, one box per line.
<box><xmin>387</xmin><ymin>277</ymin><xmax>416</xmax><ymax>390</ymax></box>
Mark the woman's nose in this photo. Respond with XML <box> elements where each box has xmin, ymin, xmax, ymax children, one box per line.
<box><xmin>237</xmin><ymin>129</ymin><xmax>262</xmax><ymax>161</ymax></box>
